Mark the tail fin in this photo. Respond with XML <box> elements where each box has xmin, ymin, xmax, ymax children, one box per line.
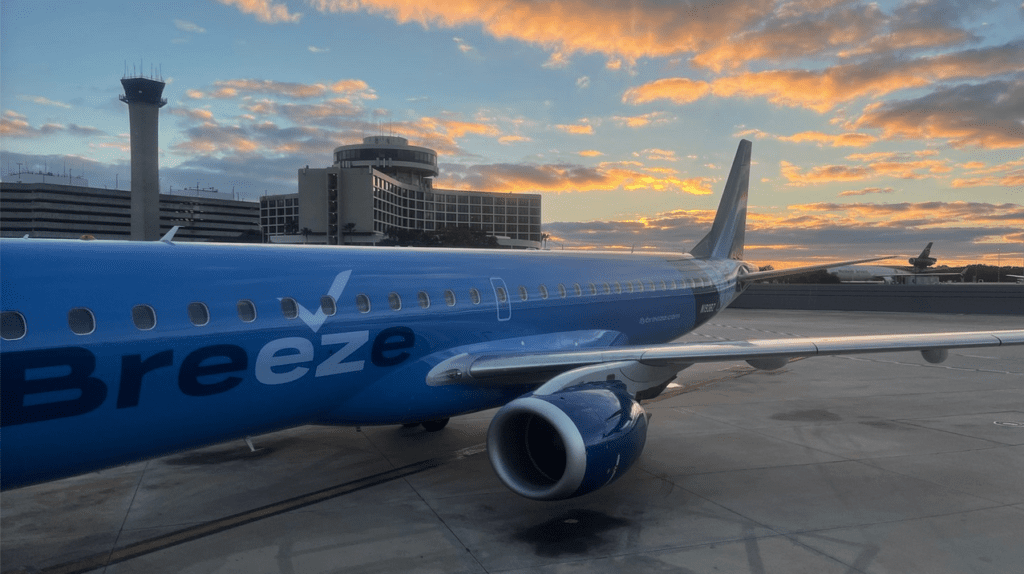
<box><xmin>689</xmin><ymin>139</ymin><xmax>751</xmax><ymax>260</ymax></box>
<box><xmin>918</xmin><ymin>242</ymin><xmax>933</xmax><ymax>258</ymax></box>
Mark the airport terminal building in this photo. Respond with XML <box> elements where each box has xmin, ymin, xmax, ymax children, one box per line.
<box><xmin>0</xmin><ymin>173</ymin><xmax>261</xmax><ymax>242</ymax></box>
<box><xmin>262</xmin><ymin>136</ymin><xmax>542</xmax><ymax>248</ymax></box>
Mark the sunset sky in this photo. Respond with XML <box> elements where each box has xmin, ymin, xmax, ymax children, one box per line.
<box><xmin>2</xmin><ymin>0</ymin><xmax>1022</xmax><ymax>267</ymax></box>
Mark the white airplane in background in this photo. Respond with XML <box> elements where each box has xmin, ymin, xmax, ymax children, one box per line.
<box><xmin>3</xmin><ymin>140</ymin><xmax>1022</xmax><ymax>501</ymax></box>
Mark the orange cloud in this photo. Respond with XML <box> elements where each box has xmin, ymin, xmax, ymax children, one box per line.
<box><xmin>437</xmin><ymin>160</ymin><xmax>713</xmax><ymax>195</ymax></box>
<box><xmin>623</xmin><ymin>78</ymin><xmax>711</xmax><ymax>105</ymax></box>
<box><xmin>578</xmin><ymin>150</ymin><xmax>603</xmax><ymax>157</ymax></box>
<box><xmin>207</xmin><ymin>79</ymin><xmax>376</xmax><ymax>100</ymax></box>
<box><xmin>310</xmin><ymin>0</ymin><xmax>765</xmax><ymax>66</ymax></box>
<box><xmin>781</xmin><ymin>151</ymin><xmax>955</xmax><ymax>185</ymax></box>
<box><xmin>611</xmin><ymin>112</ymin><xmax>674</xmax><ymax>128</ymax></box>
<box><xmin>217</xmin><ymin>0</ymin><xmax>301</xmax><ymax>24</ymax></box>
<box><xmin>855</xmin><ymin>79</ymin><xmax>1024</xmax><ymax>149</ymax></box>
<box><xmin>499</xmin><ymin>135</ymin><xmax>531</xmax><ymax>144</ymax></box>
<box><xmin>627</xmin><ymin>42</ymin><xmax>1024</xmax><ymax>113</ymax></box>
<box><xmin>838</xmin><ymin>187</ymin><xmax>895</xmax><ymax>197</ymax></box>
<box><xmin>555</xmin><ymin>123</ymin><xmax>594</xmax><ymax>135</ymax></box>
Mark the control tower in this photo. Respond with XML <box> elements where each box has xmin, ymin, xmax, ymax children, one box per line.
<box><xmin>120</xmin><ymin>75</ymin><xmax>167</xmax><ymax>240</ymax></box>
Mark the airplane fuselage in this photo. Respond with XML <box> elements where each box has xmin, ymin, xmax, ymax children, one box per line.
<box><xmin>1</xmin><ymin>239</ymin><xmax>752</xmax><ymax>488</ymax></box>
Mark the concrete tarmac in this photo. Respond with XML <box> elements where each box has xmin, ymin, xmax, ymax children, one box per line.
<box><xmin>3</xmin><ymin>309</ymin><xmax>1023</xmax><ymax>574</ymax></box>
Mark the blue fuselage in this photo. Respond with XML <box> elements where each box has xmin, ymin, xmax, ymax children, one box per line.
<box><xmin>0</xmin><ymin>240</ymin><xmax>750</xmax><ymax>488</ymax></box>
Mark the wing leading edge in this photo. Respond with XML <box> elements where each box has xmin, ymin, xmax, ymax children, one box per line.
<box><xmin>427</xmin><ymin>329</ymin><xmax>1024</xmax><ymax>387</ymax></box>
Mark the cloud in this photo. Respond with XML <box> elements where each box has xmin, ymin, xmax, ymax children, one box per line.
<box><xmin>639</xmin><ymin>148</ymin><xmax>677</xmax><ymax>162</ymax></box>
<box><xmin>576</xmin><ymin>76</ymin><xmax>590</xmax><ymax>89</ymax></box>
<box><xmin>555</xmin><ymin>123</ymin><xmax>594</xmax><ymax>135</ymax></box>
<box><xmin>437</xmin><ymin>160</ymin><xmax>712</xmax><ymax>195</ymax></box>
<box><xmin>738</xmin><ymin>129</ymin><xmax>878</xmax><ymax>147</ymax></box>
<box><xmin>453</xmin><ymin>37</ymin><xmax>475</xmax><ymax>54</ymax></box>
<box><xmin>206</xmin><ymin>78</ymin><xmax>375</xmax><ymax>100</ymax></box>
<box><xmin>578</xmin><ymin>150</ymin><xmax>604</xmax><ymax>157</ymax></box>
<box><xmin>174</xmin><ymin>19</ymin><xmax>206</xmax><ymax>33</ymax></box>
<box><xmin>855</xmin><ymin>79</ymin><xmax>1024</xmax><ymax>149</ymax></box>
<box><xmin>308</xmin><ymin>45</ymin><xmax>330</xmax><ymax>53</ymax></box>
<box><xmin>623</xmin><ymin>78</ymin><xmax>711</xmax><ymax>106</ymax></box>
<box><xmin>217</xmin><ymin>0</ymin><xmax>301</xmax><ymax>24</ymax></box>
<box><xmin>17</xmin><ymin>95</ymin><xmax>72</xmax><ymax>109</ymax></box>
<box><xmin>545</xmin><ymin>199</ymin><xmax>1024</xmax><ymax>264</ymax></box>
<box><xmin>612</xmin><ymin>112</ymin><xmax>674</xmax><ymax>128</ymax></box>
<box><xmin>0</xmin><ymin>112</ymin><xmax>104</xmax><ymax>139</ymax></box>
<box><xmin>309</xmin><ymin>0</ymin><xmax>765</xmax><ymax>66</ymax></box>
<box><xmin>626</xmin><ymin>41</ymin><xmax>1024</xmax><ymax>113</ymax></box>
<box><xmin>499</xmin><ymin>135</ymin><xmax>531</xmax><ymax>144</ymax></box>
<box><xmin>780</xmin><ymin>150</ymin><xmax>956</xmax><ymax>185</ymax></box>
<box><xmin>838</xmin><ymin>187</ymin><xmax>895</xmax><ymax>197</ymax></box>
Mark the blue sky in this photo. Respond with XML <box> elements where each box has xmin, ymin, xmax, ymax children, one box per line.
<box><xmin>2</xmin><ymin>0</ymin><xmax>1022</xmax><ymax>266</ymax></box>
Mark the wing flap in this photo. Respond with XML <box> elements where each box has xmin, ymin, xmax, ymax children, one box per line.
<box><xmin>426</xmin><ymin>330</ymin><xmax>1024</xmax><ymax>387</ymax></box>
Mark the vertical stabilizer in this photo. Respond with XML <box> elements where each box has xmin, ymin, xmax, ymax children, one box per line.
<box><xmin>689</xmin><ymin>139</ymin><xmax>751</xmax><ymax>260</ymax></box>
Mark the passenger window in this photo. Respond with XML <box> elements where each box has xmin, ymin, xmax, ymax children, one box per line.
<box><xmin>588</xmin><ymin>283</ymin><xmax>597</xmax><ymax>295</ymax></box>
<box><xmin>131</xmin><ymin>304</ymin><xmax>157</xmax><ymax>330</ymax></box>
<box><xmin>188</xmin><ymin>302</ymin><xmax>210</xmax><ymax>326</ymax></box>
<box><xmin>636</xmin><ymin>281</ymin><xmax>644</xmax><ymax>292</ymax></box>
<box><xmin>614</xmin><ymin>282</ymin><xmax>622</xmax><ymax>294</ymax></box>
<box><xmin>660</xmin><ymin>280</ymin><xmax>667</xmax><ymax>290</ymax></box>
<box><xmin>68</xmin><ymin>307</ymin><xmax>96</xmax><ymax>335</ymax></box>
<box><xmin>444</xmin><ymin>290</ymin><xmax>457</xmax><ymax>306</ymax></box>
<box><xmin>496</xmin><ymin>287</ymin><xmax>508</xmax><ymax>303</ymax></box>
<box><xmin>418</xmin><ymin>291</ymin><xmax>430</xmax><ymax>309</ymax></box>
<box><xmin>320</xmin><ymin>296</ymin><xmax>337</xmax><ymax>316</ymax></box>
<box><xmin>237</xmin><ymin>300</ymin><xmax>257</xmax><ymax>322</ymax></box>
<box><xmin>470</xmin><ymin>288</ymin><xmax>481</xmax><ymax>305</ymax></box>
<box><xmin>518</xmin><ymin>286</ymin><xmax>528</xmax><ymax>301</ymax></box>
<box><xmin>558</xmin><ymin>284</ymin><xmax>567</xmax><ymax>298</ymax></box>
<box><xmin>626</xmin><ymin>282</ymin><xmax>634</xmax><ymax>293</ymax></box>
<box><xmin>1</xmin><ymin>310</ymin><xmax>27</xmax><ymax>340</ymax></box>
<box><xmin>602</xmin><ymin>283</ymin><xmax>611</xmax><ymax>294</ymax></box>
<box><xmin>356</xmin><ymin>294</ymin><xmax>371</xmax><ymax>313</ymax></box>
<box><xmin>539</xmin><ymin>284</ymin><xmax>549</xmax><ymax>299</ymax></box>
<box><xmin>388</xmin><ymin>292</ymin><xmax>402</xmax><ymax>311</ymax></box>
<box><xmin>573</xmin><ymin>283</ymin><xmax>582</xmax><ymax>296</ymax></box>
<box><xmin>648</xmin><ymin>280</ymin><xmax>655</xmax><ymax>291</ymax></box>
<box><xmin>281</xmin><ymin>297</ymin><xmax>299</xmax><ymax>319</ymax></box>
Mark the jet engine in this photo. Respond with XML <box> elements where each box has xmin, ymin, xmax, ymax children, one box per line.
<box><xmin>487</xmin><ymin>381</ymin><xmax>648</xmax><ymax>500</ymax></box>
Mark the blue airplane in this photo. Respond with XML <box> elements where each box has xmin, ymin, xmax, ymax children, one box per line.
<box><xmin>2</xmin><ymin>140</ymin><xmax>1022</xmax><ymax>500</ymax></box>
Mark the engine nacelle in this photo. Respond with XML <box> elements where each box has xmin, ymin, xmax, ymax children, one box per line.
<box><xmin>487</xmin><ymin>382</ymin><xmax>648</xmax><ymax>500</ymax></box>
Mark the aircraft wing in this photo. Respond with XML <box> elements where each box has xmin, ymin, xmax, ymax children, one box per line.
<box><xmin>740</xmin><ymin>256</ymin><xmax>895</xmax><ymax>283</ymax></box>
<box><xmin>427</xmin><ymin>329</ymin><xmax>1024</xmax><ymax>387</ymax></box>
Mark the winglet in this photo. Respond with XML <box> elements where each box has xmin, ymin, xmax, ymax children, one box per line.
<box><xmin>689</xmin><ymin>139</ymin><xmax>751</xmax><ymax>260</ymax></box>
<box><xmin>160</xmin><ymin>226</ymin><xmax>181</xmax><ymax>244</ymax></box>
